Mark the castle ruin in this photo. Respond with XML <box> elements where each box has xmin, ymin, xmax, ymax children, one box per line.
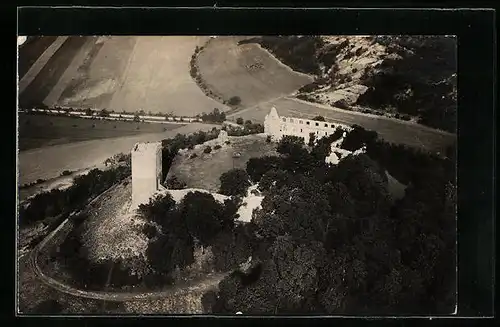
<box><xmin>264</xmin><ymin>107</ymin><xmax>351</xmax><ymax>145</ymax></box>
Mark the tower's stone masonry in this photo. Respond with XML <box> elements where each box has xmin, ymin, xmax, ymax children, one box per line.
<box><xmin>131</xmin><ymin>141</ymin><xmax>162</xmax><ymax>208</ymax></box>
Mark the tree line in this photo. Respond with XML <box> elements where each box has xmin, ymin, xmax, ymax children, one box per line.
<box><xmin>204</xmin><ymin>125</ymin><xmax>456</xmax><ymax>314</ymax></box>
<box><xmin>19</xmin><ymin>158</ymin><xmax>131</xmax><ymax>227</ymax></box>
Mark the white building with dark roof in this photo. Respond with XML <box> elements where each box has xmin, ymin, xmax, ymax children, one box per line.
<box><xmin>264</xmin><ymin>107</ymin><xmax>352</xmax><ymax>144</ymax></box>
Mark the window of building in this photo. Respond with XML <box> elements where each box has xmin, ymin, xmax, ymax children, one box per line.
<box><xmin>290</xmin><ymin>118</ymin><xmax>294</xmax><ymax>123</ymax></box>
<box><xmin>325</xmin><ymin>131</ymin><xmax>327</xmax><ymax>135</ymax></box>
<box><xmin>315</xmin><ymin>122</ymin><xmax>319</xmax><ymax>126</ymax></box>
<box><xmin>331</xmin><ymin>124</ymin><xmax>335</xmax><ymax>128</ymax></box>
<box><xmin>282</xmin><ymin>118</ymin><xmax>286</xmax><ymax>122</ymax></box>
<box><xmin>316</xmin><ymin>131</ymin><xmax>319</xmax><ymax>134</ymax></box>
<box><xmin>306</xmin><ymin>121</ymin><xmax>310</xmax><ymax>125</ymax></box>
<box><xmin>324</xmin><ymin>123</ymin><xmax>328</xmax><ymax>127</ymax></box>
<box><xmin>300</xmin><ymin>129</ymin><xmax>303</xmax><ymax>133</ymax></box>
<box><xmin>299</xmin><ymin>120</ymin><xmax>303</xmax><ymax>124</ymax></box>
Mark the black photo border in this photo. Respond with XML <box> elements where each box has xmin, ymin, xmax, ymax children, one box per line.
<box><xmin>11</xmin><ymin>5</ymin><xmax>496</xmax><ymax>326</ymax></box>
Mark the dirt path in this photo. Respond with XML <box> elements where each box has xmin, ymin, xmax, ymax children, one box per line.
<box><xmin>28</xmin><ymin>205</ymin><xmax>227</xmax><ymax>301</ymax></box>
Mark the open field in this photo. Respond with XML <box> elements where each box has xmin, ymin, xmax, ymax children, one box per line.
<box><xmin>196</xmin><ymin>36</ymin><xmax>313</xmax><ymax>109</ymax></box>
<box><xmin>30</xmin><ymin>36</ymin><xmax>226</xmax><ymax>115</ymax></box>
<box><xmin>228</xmin><ymin>97</ymin><xmax>456</xmax><ymax>153</ymax></box>
<box><xmin>168</xmin><ymin>134</ymin><xmax>278</xmax><ymax>192</ymax></box>
<box><xmin>18</xmin><ymin>123</ymin><xmax>219</xmax><ymax>186</ymax></box>
<box><xmin>18</xmin><ymin>113</ymin><xmax>182</xmax><ymax>151</ymax></box>
<box><xmin>17</xmin><ymin>36</ymin><xmax>58</xmax><ymax>80</ymax></box>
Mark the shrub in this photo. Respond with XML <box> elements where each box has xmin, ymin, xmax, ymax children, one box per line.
<box><xmin>266</xmin><ymin>135</ymin><xmax>272</xmax><ymax>143</ymax></box>
<box><xmin>236</xmin><ymin>117</ymin><xmax>244</xmax><ymax>125</ymax></box>
<box><xmin>228</xmin><ymin>96</ymin><xmax>242</xmax><ymax>106</ymax></box>
<box><xmin>313</xmin><ymin>116</ymin><xmax>325</xmax><ymax>121</ymax></box>
<box><xmin>166</xmin><ymin>175</ymin><xmax>187</xmax><ymax>190</ymax></box>
<box><xmin>204</xmin><ymin>146</ymin><xmax>212</xmax><ymax>154</ymax></box>
<box><xmin>341</xmin><ymin>125</ymin><xmax>378</xmax><ymax>151</ymax></box>
<box><xmin>333</xmin><ymin>99</ymin><xmax>350</xmax><ymax>109</ymax></box>
<box><xmin>246</xmin><ymin>156</ymin><xmax>283</xmax><ymax>183</ymax></box>
<box><xmin>219</xmin><ymin>169</ymin><xmax>251</xmax><ymax>197</ymax></box>
<box><xmin>277</xmin><ymin>135</ymin><xmax>305</xmax><ymax>155</ymax></box>
<box><xmin>214</xmin><ymin>144</ymin><xmax>222</xmax><ymax>150</ymax></box>
<box><xmin>61</xmin><ymin>170</ymin><xmax>72</xmax><ymax>176</ymax></box>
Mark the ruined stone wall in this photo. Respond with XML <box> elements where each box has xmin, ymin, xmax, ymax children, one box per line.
<box><xmin>264</xmin><ymin>107</ymin><xmax>351</xmax><ymax>144</ymax></box>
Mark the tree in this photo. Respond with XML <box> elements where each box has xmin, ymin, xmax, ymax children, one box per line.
<box><xmin>85</xmin><ymin>108</ymin><xmax>93</xmax><ymax>116</ymax></box>
<box><xmin>138</xmin><ymin>193</ymin><xmax>177</xmax><ymax>231</ymax></box>
<box><xmin>166</xmin><ymin>175</ymin><xmax>187</xmax><ymax>190</ymax></box>
<box><xmin>330</xmin><ymin>154</ymin><xmax>391</xmax><ymax>218</ymax></box>
<box><xmin>211</xmin><ymin>224</ymin><xmax>253</xmax><ymax>271</ymax></box>
<box><xmin>212</xmin><ymin>236</ymin><xmax>326</xmax><ymax>314</ymax></box>
<box><xmin>228</xmin><ymin>96</ymin><xmax>242</xmax><ymax>106</ymax></box>
<box><xmin>219</xmin><ymin>169</ymin><xmax>251</xmax><ymax>197</ymax></box>
<box><xmin>277</xmin><ymin>135</ymin><xmax>305</xmax><ymax>156</ymax></box>
<box><xmin>312</xmin><ymin>115</ymin><xmax>325</xmax><ymax>121</ymax></box>
<box><xmin>180</xmin><ymin>191</ymin><xmax>226</xmax><ymax>246</ymax></box>
<box><xmin>246</xmin><ymin>156</ymin><xmax>283</xmax><ymax>183</ymax></box>
<box><xmin>204</xmin><ymin>146</ymin><xmax>212</xmax><ymax>154</ymax></box>
<box><xmin>341</xmin><ymin>125</ymin><xmax>378</xmax><ymax>151</ymax></box>
<box><xmin>236</xmin><ymin>117</ymin><xmax>244</xmax><ymax>125</ymax></box>
<box><xmin>99</xmin><ymin>109</ymin><xmax>110</xmax><ymax>117</ymax></box>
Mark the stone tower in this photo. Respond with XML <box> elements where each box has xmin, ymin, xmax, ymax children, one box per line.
<box><xmin>131</xmin><ymin>141</ymin><xmax>162</xmax><ymax>208</ymax></box>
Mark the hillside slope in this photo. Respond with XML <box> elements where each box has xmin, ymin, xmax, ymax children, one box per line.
<box><xmin>245</xmin><ymin>35</ymin><xmax>457</xmax><ymax>133</ymax></box>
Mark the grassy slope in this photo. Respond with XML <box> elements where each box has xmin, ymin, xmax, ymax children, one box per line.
<box><xmin>196</xmin><ymin>36</ymin><xmax>313</xmax><ymax>109</ymax></box>
<box><xmin>245</xmin><ymin>36</ymin><xmax>457</xmax><ymax>133</ymax></box>
<box><xmin>168</xmin><ymin>134</ymin><xmax>278</xmax><ymax>192</ymax></box>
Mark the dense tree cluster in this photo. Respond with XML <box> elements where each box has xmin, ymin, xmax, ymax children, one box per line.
<box><xmin>165</xmin><ymin>175</ymin><xmax>187</xmax><ymax>190</ymax></box>
<box><xmin>19</xmin><ymin>163</ymin><xmax>131</xmax><ymax>226</ymax></box>
<box><xmin>357</xmin><ymin>36</ymin><xmax>457</xmax><ymax>132</ymax></box>
<box><xmin>137</xmin><ymin>191</ymin><xmax>242</xmax><ymax>288</ymax></box>
<box><xmin>219</xmin><ymin>169</ymin><xmax>251</xmax><ymax>197</ymax></box>
<box><xmin>207</xmin><ymin>125</ymin><xmax>456</xmax><ymax>315</ymax></box>
<box><xmin>226</xmin><ymin>121</ymin><xmax>264</xmax><ymax>136</ymax></box>
<box><xmin>199</xmin><ymin>108</ymin><xmax>226</xmax><ymax>123</ymax></box>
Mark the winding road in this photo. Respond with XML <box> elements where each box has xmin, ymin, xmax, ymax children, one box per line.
<box><xmin>26</xmin><ymin>183</ymin><xmax>227</xmax><ymax>302</ymax></box>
